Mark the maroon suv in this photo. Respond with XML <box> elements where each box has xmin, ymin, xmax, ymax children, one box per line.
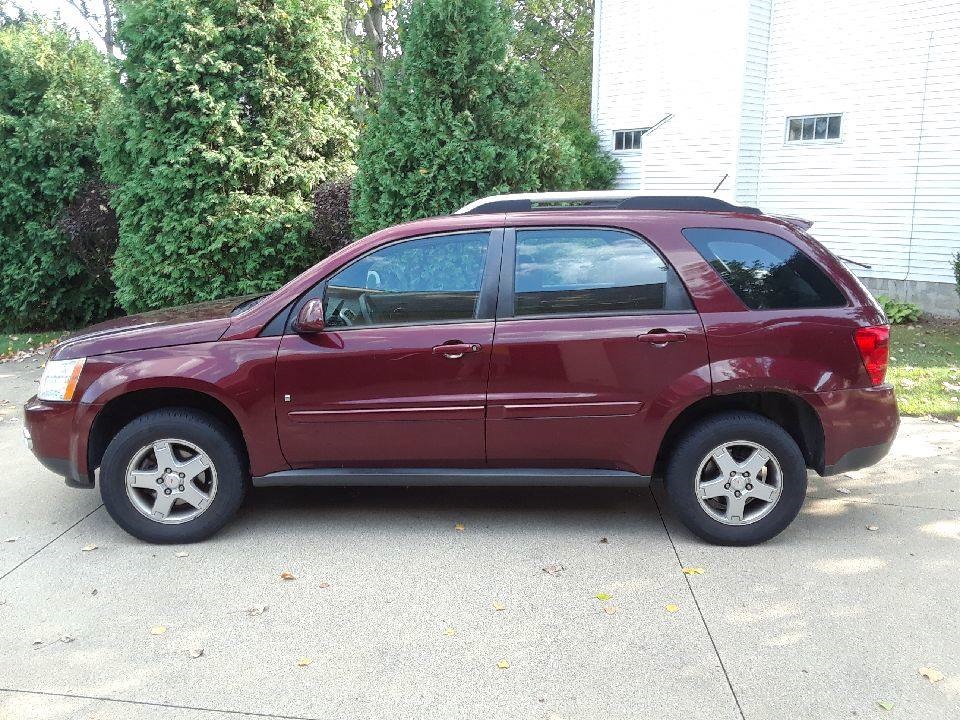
<box><xmin>23</xmin><ymin>193</ymin><xmax>898</xmax><ymax>545</ymax></box>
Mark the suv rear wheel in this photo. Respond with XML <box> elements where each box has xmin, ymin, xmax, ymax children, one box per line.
<box><xmin>665</xmin><ymin>411</ymin><xmax>807</xmax><ymax>545</ymax></box>
<box><xmin>99</xmin><ymin>409</ymin><xmax>247</xmax><ymax>543</ymax></box>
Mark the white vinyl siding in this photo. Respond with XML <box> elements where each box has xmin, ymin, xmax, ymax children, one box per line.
<box><xmin>755</xmin><ymin>0</ymin><xmax>960</xmax><ymax>284</ymax></box>
<box><xmin>593</xmin><ymin>0</ymin><xmax>960</xmax><ymax>285</ymax></box>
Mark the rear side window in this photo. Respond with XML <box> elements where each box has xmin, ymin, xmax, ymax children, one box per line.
<box><xmin>683</xmin><ymin>228</ymin><xmax>845</xmax><ymax>309</ymax></box>
<box><xmin>513</xmin><ymin>228</ymin><xmax>682</xmax><ymax>316</ymax></box>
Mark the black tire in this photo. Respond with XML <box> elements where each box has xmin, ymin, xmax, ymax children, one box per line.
<box><xmin>664</xmin><ymin>411</ymin><xmax>807</xmax><ymax>546</ymax></box>
<box><xmin>99</xmin><ymin>408</ymin><xmax>247</xmax><ymax>543</ymax></box>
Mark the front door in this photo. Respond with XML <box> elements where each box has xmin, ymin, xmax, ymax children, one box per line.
<box><xmin>275</xmin><ymin>230</ymin><xmax>501</xmax><ymax>468</ymax></box>
<box><xmin>485</xmin><ymin>227</ymin><xmax>710</xmax><ymax>474</ymax></box>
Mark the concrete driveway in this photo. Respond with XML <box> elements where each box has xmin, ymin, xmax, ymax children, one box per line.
<box><xmin>0</xmin><ymin>357</ymin><xmax>957</xmax><ymax>720</ymax></box>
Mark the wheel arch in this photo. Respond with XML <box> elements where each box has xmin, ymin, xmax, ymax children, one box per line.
<box><xmin>654</xmin><ymin>391</ymin><xmax>825</xmax><ymax>479</ymax></box>
<box><xmin>88</xmin><ymin>388</ymin><xmax>249</xmax><ymax>481</ymax></box>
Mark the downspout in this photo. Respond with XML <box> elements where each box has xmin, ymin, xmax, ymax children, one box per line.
<box><xmin>903</xmin><ymin>30</ymin><xmax>934</xmax><ymax>282</ymax></box>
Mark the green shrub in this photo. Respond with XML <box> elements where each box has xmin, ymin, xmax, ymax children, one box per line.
<box><xmin>876</xmin><ymin>295</ymin><xmax>921</xmax><ymax>324</ymax></box>
<box><xmin>351</xmin><ymin>0</ymin><xmax>609</xmax><ymax>237</ymax></box>
<box><xmin>100</xmin><ymin>0</ymin><xmax>356</xmax><ymax>313</ymax></box>
<box><xmin>953</xmin><ymin>251</ymin><xmax>960</xmax><ymax>308</ymax></box>
<box><xmin>0</xmin><ymin>20</ymin><xmax>118</xmax><ymax>330</ymax></box>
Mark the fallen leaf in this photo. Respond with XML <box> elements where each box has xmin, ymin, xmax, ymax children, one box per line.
<box><xmin>496</xmin><ymin>659</ymin><xmax>510</xmax><ymax>669</ymax></box>
<box><xmin>81</xmin><ymin>544</ymin><xmax>97</xmax><ymax>552</ymax></box>
<box><xmin>599</xmin><ymin>537</ymin><xmax>609</xmax><ymax>544</ymax></box>
<box><xmin>492</xmin><ymin>601</ymin><xmax>506</xmax><ymax>611</ymax></box>
<box><xmin>542</xmin><ymin>563</ymin><xmax>564</xmax><ymax>576</ymax></box>
<box><xmin>150</xmin><ymin>626</ymin><xmax>167</xmax><ymax>635</ymax></box>
<box><xmin>175</xmin><ymin>551</ymin><xmax>188</xmax><ymax>558</ymax></box>
<box><xmin>665</xmin><ymin>604</ymin><xmax>680</xmax><ymax>613</ymax></box>
<box><xmin>919</xmin><ymin>666</ymin><xmax>944</xmax><ymax>683</ymax></box>
<box><xmin>595</xmin><ymin>592</ymin><xmax>613</xmax><ymax>601</ymax></box>
<box><xmin>246</xmin><ymin>605</ymin><xmax>268</xmax><ymax>617</ymax></box>
<box><xmin>280</xmin><ymin>571</ymin><xmax>297</xmax><ymax>581</ymax></box>
<box><xmin>835</xmin><ymin>487</ymin><xmax>851</xmax><ymax>495</ymax></box>
<box><xmin>681</xmin><ymin>567</ymin><xmax>704</xmax><ymax>575</ymax></box>
<box><xmin>454</xmin><ymin>522</ymin><xmax>465</xmax><ymax>532</ymax></box>
<box><xmin>877</xmin><ymin>700</ymin><xmax>894</xmax><ymax>711</ymax></box>
<box><xmin>443</xmin><ymin>627</ymin><xmax>456</xmax><ymax>636</ymax></box>
<box><xmin>602</xmin><ymin>605</ymin><xmax>618</xmax><ymax>615</ymax></box>
<box><xmin>59</xmin><ymin>635</ymin><xmax>75</xmax><ymax>643</ymax></box>
<box><xmin>867</xmin><ymin>525</ymin><xmax>879</xmax><ymax>532</ymax></box>
<box><xmin>297</xmin><ymin>657</ymin><xmax>313</xmax><ymax>667</ymax></box>
<box><xmin>189</xmin><ymin>648</ymin><xmax>204</xmax><ymax>659</ymax></box>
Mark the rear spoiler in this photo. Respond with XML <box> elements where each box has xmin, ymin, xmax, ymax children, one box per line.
<box><xmin>773</xmin><ymin>215</ymin><xmax>814</xmax><ymax>231</ymax></box>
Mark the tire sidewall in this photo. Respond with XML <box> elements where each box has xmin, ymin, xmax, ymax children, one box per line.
<box><xmin>100</xmin><ymin>410</ymin><xmax>246</xmax><ymax>544</ymax></box>
<box><xmin>665</xmin><ymin>412</ymin><xmax>808</xmax><ymax>545</ymax></box>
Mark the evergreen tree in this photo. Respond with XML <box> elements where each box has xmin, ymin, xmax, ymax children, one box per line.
<box><xmin>351</xmin><ymin>0</ymin><xmax>609</xmax><ymax>236</ymax></box>
<box><xmin>100</xmin><ymin>0</ymin><xmax>356</xmax><ymax>312</ymax></box>
<box><xmin>0</xmin><ymin>19</ymin><xmax>117</xmax><ymax>330</ymax></box>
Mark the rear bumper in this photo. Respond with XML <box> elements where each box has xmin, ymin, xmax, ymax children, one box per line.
<box><xmin>23</xmin><ymin>396</ymin><xmax>97</xmax><ymax>488</ymax></box>
<box><xmin>823</xmin><ymin>438</ymin><xmax>894</xmax><ymax>476</ymax></box>
<box><xmin>806</xmin><ymin>384</ymin><xmax>899</xmax><ymax>476</ymax></box>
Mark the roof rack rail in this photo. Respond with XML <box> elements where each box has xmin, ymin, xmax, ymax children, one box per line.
<box><xmin>454</xmin><ymin>191</ymin><xmax>762</xmax><ymax>216</ymax></box>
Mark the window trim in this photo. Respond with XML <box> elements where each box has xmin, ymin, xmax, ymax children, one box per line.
<box><xmin>785</xmin><ymin>113</ymin><xmax>843</xmax><ymax>145</ymax></box>
<box><xmin>496</xmin><ymin>226</ymin><xmax>695</xmax><ymax>322</ymax></box>
<box><xmin>279</xmin><ymin>228</ymin><xmax>504</xmax><ymax>334</ymax></box>
<box><xmin>681</xmin><ymin>226</ymin><xmax>850</xmax><ymax>311</ymax></box>
<box><xmin>613</xmin><ymin>128</ymin><xmax>650</xmax><ymax>154</ymax></box>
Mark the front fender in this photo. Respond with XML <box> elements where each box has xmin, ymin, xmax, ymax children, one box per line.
<box><xmin>79</xmin><ymin>338</ymin><xmax>285</xmax><ymax>478</ymax></box>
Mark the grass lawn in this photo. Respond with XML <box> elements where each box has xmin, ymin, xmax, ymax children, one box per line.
<box><xmin>889</xmin><ymin>320</ymin><xmax>960</xmax><ymax>419</ymax></box>
<box><xmin>0</xmin><ymin>331</ymin><xmax>62</xmax><ymax>360</ymax></box>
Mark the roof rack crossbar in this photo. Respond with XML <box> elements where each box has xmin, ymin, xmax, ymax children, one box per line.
<box><xmin>454</xmin><ymin>191</ymin><xmax>761</xmax><ymax>216</ymax></box>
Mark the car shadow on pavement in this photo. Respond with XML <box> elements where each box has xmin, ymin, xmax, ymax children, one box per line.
<box><xmin>230</xmin><ymin>484</ymin><xmax>661</xmax><ymax>535</ymax></box>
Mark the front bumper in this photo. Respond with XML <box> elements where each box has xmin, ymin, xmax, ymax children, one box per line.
<box><xmin>23</xmin><ymin>395</ymin><xmax>96</xmax><ymax>488</ymax></box>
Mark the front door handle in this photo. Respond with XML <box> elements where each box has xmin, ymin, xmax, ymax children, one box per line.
<box><xmin>432</xmin><ymin>342</ymin><xmax>482</xmax><ymax>359</ymax></box>
<box><xmin>638</xmin><ymin>332</ymin><xmax>687</xmax><ymax>346</ymax></box>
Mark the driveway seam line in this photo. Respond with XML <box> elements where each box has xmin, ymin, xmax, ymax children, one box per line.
<box><xmin>649</xmin><ymin>487</ymin><xmax>747</xmax><ymax>720</ymax></box>
<box><xmin>0</xmin><ymin>503</ymin><xmax>104</xmax><ymax>584</ymax></box>
<box><xmin>0</xmin><ymin>687</ymin><xmax>323</xmax><ymax>720</ymax></box>
<box><xmin>810</xmin><ymin>495</ymin><xmax>957</xmax><ymax>513</ymax></box>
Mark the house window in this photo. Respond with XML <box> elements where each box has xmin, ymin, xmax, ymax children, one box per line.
<box><xmin>786</xmin><ymin>114</ymin><xmax>842</xmax><ymax>142</ymax></box>
<box><xmin>613</xmin><ymin>128</ymin><xmax>649</xmax><ymax>151</ymax></box>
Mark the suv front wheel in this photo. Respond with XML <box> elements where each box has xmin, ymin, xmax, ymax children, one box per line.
<box><xmin>665</xmin><ymin>411</ymin><xmax>808</xmax><ymax>545</ymax></box>
<box><xmin>99</xmin><ymin>409</ymin><xmax>247</xmax><ymax>543</ymax></box>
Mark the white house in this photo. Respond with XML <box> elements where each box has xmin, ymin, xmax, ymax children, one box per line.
<box><xmin>591</xmin><ymin>0</ymin><xmax>960</xmax><ymax>315</ymax></box>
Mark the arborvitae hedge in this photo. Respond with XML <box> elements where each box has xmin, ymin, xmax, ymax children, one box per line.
<box><xmin>351</xmin><ymin>0</ymin><xmax>617</xmax><ymax>237</ymax></box>
<box><xmin>100</xmin><ymin>0</ymin><xmax>356</xmax><ymax>312</ymax></box>
<box><xmin>0</xmin><ymin>21</ymin><xmax>118</xmax><ymax>330</ymax></box>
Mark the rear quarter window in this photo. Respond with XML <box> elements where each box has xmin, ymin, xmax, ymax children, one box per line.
<box><xmin>683</xmin><ymin>228</ymin><xmax>846</xmax><ymax>310</ymax></box>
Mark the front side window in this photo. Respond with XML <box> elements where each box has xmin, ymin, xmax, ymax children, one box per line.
<box><xmin>683</xmin><ymin>228</ymin><xmax>845</xmax><ymax>310</ymax></box>
<box><xmin>513</xmin><ymin>228</ymin><xmax>671</xmax><ymax>316</ymax></box>
<box><xmin>324</xmin><ymin>232</ymin><xmax>489</xmax><ymax>327</ymax></box>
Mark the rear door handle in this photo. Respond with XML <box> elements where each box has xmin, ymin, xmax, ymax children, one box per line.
<box><xmin>637</xmin><ymin>332</ymin><xmax>687</xmax><ymax>345</ymax></box>
<box><xmin>432</xmin><ymin>342</ymin><xmax>482</xmax><ymax>359</ymax></box>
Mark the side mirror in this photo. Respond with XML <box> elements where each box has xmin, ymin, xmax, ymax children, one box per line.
<box><xmin>293</xmin><ymin>299</ymin><xmax>325</xmax><ymax>333</ymax></box>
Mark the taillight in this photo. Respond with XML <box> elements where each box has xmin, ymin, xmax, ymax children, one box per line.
<box><xmin>854</xmin><ymin>325</ymin><xmax>890</xmax><ymax>386</ymax></box>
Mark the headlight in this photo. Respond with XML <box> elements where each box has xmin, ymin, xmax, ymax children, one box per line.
<box><xmin>37</xmin><ymin>358</ymin><xmax>86</xmax><ymax>402</ymax></box>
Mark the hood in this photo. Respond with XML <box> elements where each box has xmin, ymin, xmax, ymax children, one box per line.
<box><xmin>51</xmin><ymin>295</ymin><xmax>264</xmax><ymax>361</ymax></box>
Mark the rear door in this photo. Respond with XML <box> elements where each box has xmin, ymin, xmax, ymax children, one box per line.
<box><xmin>485</xmin><ymin>226</ymin><xmax>710</xmax><ymax>474</ymax></box>
<box><xmin>275</xmin><ymin>230</ymin><xmax>502</xmax><ymax>468</ymax></box>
